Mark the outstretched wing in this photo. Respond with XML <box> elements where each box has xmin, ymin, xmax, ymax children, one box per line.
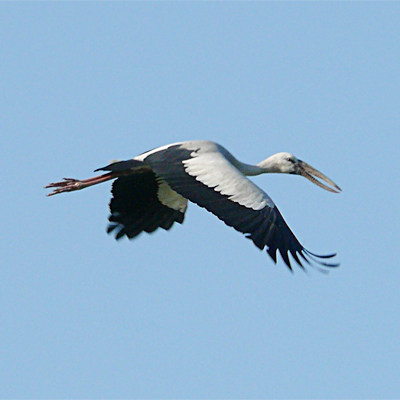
<box><xmin>143</xmin><ymin>143</ymin><xmax>338</xmax><ymax>271</ymax></box>
<box><xmin>96</xmin><ymin>162</ymin><xmax>188</xmax><ymax>240</ymax></box>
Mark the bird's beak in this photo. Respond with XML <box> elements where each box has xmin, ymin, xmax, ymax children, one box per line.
<box><xmin>297</xmin><ymin>160</ymin><xmax>342</xmax><ymax>193</ymax></box>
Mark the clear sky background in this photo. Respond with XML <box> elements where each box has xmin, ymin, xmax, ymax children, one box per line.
<box><xmin>1</xmin><ymin>3</ymin><xmax>399</xmax><ymax>399</ymax></box>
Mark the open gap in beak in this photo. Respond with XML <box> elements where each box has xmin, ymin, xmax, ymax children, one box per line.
<box><xmin>298</xmin><ymin>161</ymin><xmax>342</xmax><ymax>193</ymax></box>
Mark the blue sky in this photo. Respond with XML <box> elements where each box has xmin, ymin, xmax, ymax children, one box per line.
<box><xmin>1</xmin><ymin>3</ymin><xmax>400</xmax><ymax>398</ymax></box>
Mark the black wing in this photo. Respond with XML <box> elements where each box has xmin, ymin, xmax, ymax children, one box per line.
<box><xmin>97</xmin><ymin>162</ymin><xmax>186</xmax><ymax>240</ymax></box>
<box><xmin>144</xmin><ymin>145</ymin><xmax>338</xmax><ymax>272</ymax></box>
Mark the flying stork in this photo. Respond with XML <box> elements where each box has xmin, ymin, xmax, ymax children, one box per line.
<box><xmin>45</xmin><ymin>140</ymin><xmax>341</xmax><ymax>272</ymax></box>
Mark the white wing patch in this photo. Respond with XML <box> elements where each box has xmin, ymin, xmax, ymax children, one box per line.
<box><xmin>157</xmin><ymin>178</ymin><xmax>188</xmax><ymax>213</ymax></box>
<box><xmin>134</xmin><ymin>142</ymin><xmax>185</xmax><ymax>162</ymax></box>
<box><xmin>182</xmin><ymin>150</ymin><xmax>274</xmax><ymax>210</ymax></box>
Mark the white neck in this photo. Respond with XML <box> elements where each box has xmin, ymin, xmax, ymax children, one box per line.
<box><xmin>232</xmin><ymin>158</ymin><xmax>282</xmax><ymax>176</ymax></box>
<box><xmin>222</xmin><ymin>150</ymin><xmax>265</xmax><ymax>176</ymax></box>
<box><xmin>238</xmin><ymin>163</ymin><xmax>265</xmax><ymax>176</ymax></box>
<box><xmin>256</xmin><ymin>157</ymin><xmax>282</xmax><ymax>173</ymax></box>
<box><xmin>224</xmin><ymin>151</ymin><xmax>288</xmax><ymax>176</ymax></box>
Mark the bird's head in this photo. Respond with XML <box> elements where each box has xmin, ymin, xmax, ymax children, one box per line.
<box><xmin>258</xmin><ymin>152</ymin><xmax>341</xmax><ymax>193</ymax></box>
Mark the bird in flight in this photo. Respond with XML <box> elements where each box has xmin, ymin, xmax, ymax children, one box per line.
<box><xmin>46</xmin><ymin>140</ymin><xmax>341</xmax><ymax>272</ymax></box>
